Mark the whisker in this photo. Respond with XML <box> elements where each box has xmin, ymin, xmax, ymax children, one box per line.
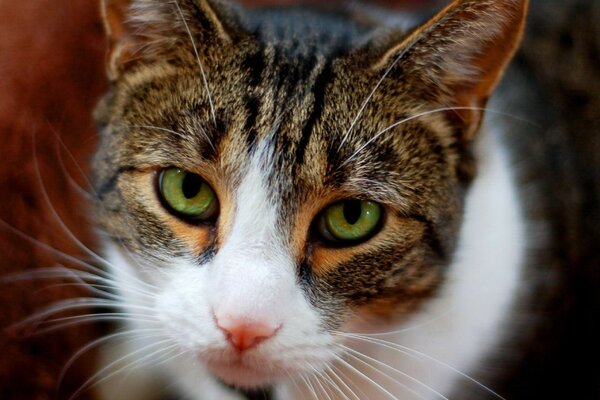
<box><xmin>30</xmin><ymin>129</ymin><xmax>159</xmax><ymax>296</ymax></box>
<box><xmin>331</xmin><ymin>352</ymin><xmax>401</xmax><ymax>400</ymax></box>
<box><xmin>331</xmin><ymin>364</ymin><xmax>367</xmax><ymax>400</ymax></box>
<box><xmin>286</xmin><ymin>369</ymin><xmax>305</xmax><ymax>399</ymax></box>
<box><xmin>69</xmin><ymin>338</ymin><xmax>176</xmax><ymax>400</ymax></box>
<box><xmin>49</xmin><ymin>125</ymin><xmax>94</xmax><ymax>200</ymax></box>
<box><xmin>326</xmin><ymin>365</ymin><xmax>361</xmax><ymax>400</ymax></box>
<box><xmin>337</xmin><ymin>42</ymin><xmax>414</xmax><ymax>152</ymax></box>
<box><xmin>57</xmin><ymin>328</ymin><xmax>166</xmax><ymax>396</ymax></box>
<box><xmin>172</xmin><ymin>0</ymin><xmax>217</xmax><ymax>129</ymax></box>
<box><xmin>339</xmin><ymin>343</ymin><xmax>447</xmax><ymax>399</ymax></box>
<box><xmin>4</xmin><ymin>265</ymin><xmax>158</xmax><ymax>301</ymax></box>
<box><xmin>322</xmin><ymin>367</ymin><xmax>352</xmax><ymax>400</ymax></box>
<box><xmin>315</xmin><ymin>373</ymin><xmax>334</xmax><ymax>400</ymax></box>
<box><xmin>340</xmin><ymin>332</ymin><xmax>506</xmax><ymax>400</ymax></box>
<box><xmin>9</xmin><ymin>297</ymin><xmax>157</xmax><ymax>335</ymax></box>
<box><xmin>308</xmin><ymin>374</ymin><xmax>325</xmax><ymax>400</ymax></box>
<box><xmin>341</xmin><ymin>106</ymin><xmax>538</xmax><ymax>168</ymax></box>
<box><xmin>42</xmin><ymin>127</ymin><xmax>161</xmax><ymax>297</ymax></box>
<box><xmin>0</xmin><ymin>218</ymin><xmax>108</xmax><ymax>278</ymax></box>
<box><xmin>32</xmin><ymin>137</ymin><xmax>114</xmax><ymax>271</ymax></box>
<box><xmin>300</xmin><ymin>373</ymin><xmax>319</xmax><ymax>400</ymax></box>
<box><xmin>36</xmin><ymin>313</ymin><xmax>157</xmax><ymax>330</ymax></box>
<box><xmin>117</xmin><ymin>124</ymin><xmax>189</xmax><ymax>141</ymax></box>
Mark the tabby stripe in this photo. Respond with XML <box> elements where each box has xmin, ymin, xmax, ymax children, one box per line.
<box><xmin>243</xmin><ymin>48</ymin><xmax>266</xmax><ymax>87</ymax></box>
<box><xmin>189</xmin><ymin>1</ymin><xmax>219</xmax><ymax>37</ymax></box>
<box><xmin>244</xmin><ymin>94</ymin><xmax>261</xmax><ymax>150</ymax></box>
<box><xmin>411</xmin><ymin>214</ymin><xmax>448</xmax><ymax>261</ymax></box>
<box><xmin>295</xmin><ymin>60</ymin><xmax>333</xmax><ymax>165</ymax></box>
<box><xmin>96</xmin><ymin>166</ymin><xmax>136</xmax><ymax>199</ymax></box>
<box><xmin>298</xmin><ymin>261</ymin><xmax>314</xmax><ymax>287</ymax></box>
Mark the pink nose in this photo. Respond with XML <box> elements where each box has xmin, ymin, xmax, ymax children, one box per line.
<box><xmin>216</xmin><ymin>316</ymin><xmax>278</xmax><ymax>352</ymax></box>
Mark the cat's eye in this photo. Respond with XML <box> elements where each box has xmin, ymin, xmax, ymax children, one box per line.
<box><xmin>158</xmin><ymin>168</ymin><xmax>219</xmax><ymax>221</ymax></box>
<box><xmin>316</xmin><ymin>200</ymin><xmax>382</xmax><ymax>245</ymax></box>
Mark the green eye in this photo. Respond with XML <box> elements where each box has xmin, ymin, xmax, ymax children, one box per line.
<box><xmin>317</xmin><ymin>200</ymin><xmax>382</xmax><ymax>244</ymax></box>
<box><xmin>158</xmin><ymin>168</ymin><xmax>218</xmax><ymax>220</ymax></box>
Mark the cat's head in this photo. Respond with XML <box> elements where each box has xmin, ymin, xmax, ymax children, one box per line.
<box><xmin>93</xmin><ymin>0</ymin><xmax>527</xmax><ymax>389</ymax></box>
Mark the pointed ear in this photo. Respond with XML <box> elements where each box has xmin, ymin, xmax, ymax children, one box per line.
<box><xmin>373</xmin><ymin>0</ymin><xmax>528</xmax><ymax>140</ymax></box>
<box><xmin>101</xmin><ymin>0</ymin><xmax>137</xmax><ymax>80</ymax></box>
<box><xmin>100</xmin><ymin>0</ymin><xmax>237</xmax><ymax>80</ymax></box>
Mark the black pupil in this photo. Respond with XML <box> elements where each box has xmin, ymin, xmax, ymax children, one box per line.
<box><xmin>181</xmin><ymin>173</ymin><xmax>203</xmax><ymax>199</ymax></box>
<box><xmin>343</xmin><ymin>201</ymin><xmax>362</xmax><ymax>225</ymax></box>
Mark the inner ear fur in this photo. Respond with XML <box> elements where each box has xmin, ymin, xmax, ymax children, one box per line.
<box><xmin>374</xmin><ymin>0</ymin><xmax>529</xmax><ymax>141</ymax></box>
<box><xmin>100</xmin><ymin>0</ymin><xmax>237</xmax><ymax>80</ymax></box>
<box><xmin>101</xmin><ymin>0</ymin><xmax>137</xmax><ymax>80</ymax></box>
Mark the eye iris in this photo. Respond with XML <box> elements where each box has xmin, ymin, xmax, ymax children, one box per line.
<box><xmin>321</xmin><ymin>200</ymin><xmax>382</xmax><ymax>243</ymax></box>
<box><xmin>159</xmin><ymin>168</ymin><xmax>217</xmax><ymax>219</ymax></box>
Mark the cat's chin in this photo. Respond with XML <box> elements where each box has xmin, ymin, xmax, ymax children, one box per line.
<box><xmin>206</xmin><ymin>360</ymin><xmax>281</xmax><ymax>388</ymax></box>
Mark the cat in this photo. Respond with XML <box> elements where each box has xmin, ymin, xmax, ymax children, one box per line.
<box><xmin>90</xmin><ymin>0</ymin><xmax>600</xmax><ymax>399</ymax></box>
<box><xmin>3</xmin><ymin>0</ymin><xmax>599</xmax><ymax>399</ymax></box>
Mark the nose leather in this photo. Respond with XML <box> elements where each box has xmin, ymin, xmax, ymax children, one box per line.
<box><xmin>216</xmin><ymin>316</ymin><xmax>278</xmax><ymax>352</ymax></box>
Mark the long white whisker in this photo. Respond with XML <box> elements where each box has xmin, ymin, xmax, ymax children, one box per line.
<box><xmin>37</xmin><ymin>129</ymin><xmax>161</xmax><ymax>296</ymax></box>
<box><xmin>69</xmin><ymin>339</ymin><xmax>176</xmax><ymax>400</ymax></box>
<box><xmin>322</xmin><ymin>367</ymin><xmax>352</xmax><ymax>400</ymax></box>
<box><xmin>338</xmin><ymin>43</ymin><xmax>414</xmax><ymax>152</ymax></box>
<box><xmin>10</xmin><ymin>297</ymin><xmax>157</xmax><ymax>333</ymax></box>
<box><xmin>0</xmin><ymin>218</ymin><xmax>108</xmax><ymax>277</ymax></box>
<box><xmin>301</xmin><ymin>373</ymin><xmax>320</xmax><ymax>400</ymax></box>
<box><xmin>57</xmin><ymin>328</ymin><xmax>166</xmax><ymax>393</ymax></box>
<box><xmin>331</xmin><ymin>364</ymin><xmax>367</xmax><ymax>400</ymax></box>
<box><xmin>310</xmin><ymin>367</ymin><xmax>335</xmax><ymax>400</ymax></box>
<box><xmin>172</xmin><ymin>0</ymin><xmax>217</xmax><ymax>129</ymax></box>
<box><xmin>310</xmin><ymin>373</ymin><xmax>333</xmax><ymax>400</ymax></box>
<box><xmin>341</xmin><ymin>106</ymin><xmax>538</xmax><ymax>168</ymax></box>
<box><xmin>5</xmin><ymin>265</ymin><xmax>158</xmax><ymax>301</ymax></box>
<box><xmin>38</xmin><ymin>313</ymin><xmax>157</xmax><ymax>328</ymax></box>
<box><xmin>341</xmin><ymin>332</ymin><xmax>505</xmax><ymax>399</ymax></box>
<box><xmin>332</xmin><ymin>352</ymin><xmax>401</xmax><ymax>400</ymax></box>
<box><xmin>49</xmin><ymin>125</ymin><xmax>95</xmax><ymax>200</ymax></box>
<box><xmin>340</xmin><ymin>343</ymin><xmax>446</xmax><ymax>399</ymax></box>
<box><xmin>39</xmin><ymin>281</ymin><xmax>130</xmax><ymax>302</ymax></box>
<box><xmin>122</xmin><ymin>124</ymin><xmax>189</xmax><ymax>139</ymax></box>
<box><xmin>326</xmin><ymin>365</ymin><xmax>361</xmax><ymax>400</ymax></box>
<box><xmin>32</xmin><ymin>137</ymin><xmax>114</xmax><ymax>271</ymax></box>
<box><xmin>286</xmin><ymin>369</ymin><xmax>305</xmax><ymax>399</ymax></box>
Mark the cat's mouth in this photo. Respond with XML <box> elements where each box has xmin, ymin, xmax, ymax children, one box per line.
<box><xmin>205</xmin><ymin>357</ymin><xmax>284</xmax><ymax>388</ymax></box>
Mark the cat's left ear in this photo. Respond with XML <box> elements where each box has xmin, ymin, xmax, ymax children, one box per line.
<box><xmin>101</xmin><ymin>0</ymin><xmax>239</xmax><ymax>80</ymax></box>
<box><xmin>371</xmin><ymin>0</ymin><xmax>529</xmax><ymax>140</ymax></box>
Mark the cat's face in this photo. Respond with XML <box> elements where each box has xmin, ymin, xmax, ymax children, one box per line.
<box><xmin>93</xmin><ymin>0</ymin><xmax>526</xmax><ymax>389</ymax></box>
